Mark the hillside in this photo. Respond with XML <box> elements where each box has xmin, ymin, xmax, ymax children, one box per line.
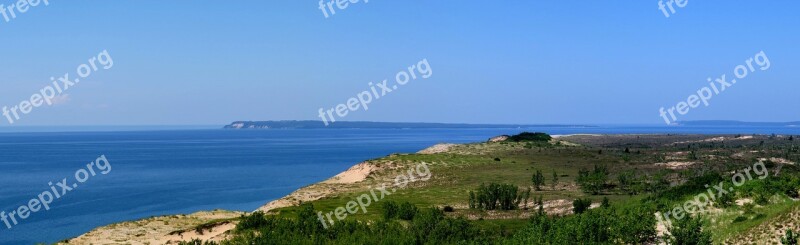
<box><xmin>62</xmin><ymin>134</ymin><xmax>800</xmax><ymax>244</ymax></box>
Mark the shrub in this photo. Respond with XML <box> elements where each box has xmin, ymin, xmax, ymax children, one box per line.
<box><xmin>782</xmin><ymin>230</ymin><xmax>799</xmax><ymax>245</ymax></box>
<box><xmin>532</xmin><ymin>170</ymin><xmax>545</xmax><ymax>191</ymax></box>
<box><xmin>398</xmin><ymin>202</ymin><xmax>418</xmax><ymax>220</ymax></box>
<box><xmin>507</xmin><ymin>132</ymin><xmax>552</xmax><ymax>142</ymax></box>
<box><xmin>577</xmin><ymin>165</ymin><xmax>609</xmax><ymax>195</ymax></box>
<box><xmin>715</xmin><ymin>190</ymin><xmax>735</xmax><ymax>208</ymax></box>
<box><xmin>383</xmin><ymin>201</ymin><xmax>399</xmax><ymax>220</ymax></box>
<box><xmin>732</xmin><ymin>216</ymin><xmax>748</xmax><ymax>223</ymax></box>
<box><xmin>511</xmin><ymin>205</ymin><xmax>656</xmax><ymax>244</ymax></box>
<box><xmin>443</xmin><ymin>206</ymin><xmax>454</xmax><ymax>212</ymax></box>
<box><xmin>668</xmin><ymin>216</ymin><xmax>712</xmax><ymax>245</ymax></box>
<box><xmin>470</xmin><ymin>183</ymin><xmax>524</xmax><ymax>210</ymax></box>
<box><xmin>237</xmin><ymin>211</ymin><xmax>268</xmax><ymax>231</ymax></box>
<box><xmin>601</xmin><ymin>197</ymin><xmax>610</xmax><ymax>208</ymax></box>
<box><xmin>551</xmin><ymin>170</ymin><xmax>559</xmax><ymax>189</ymax></box>
<box><xmin>572</xmin><ymin>198</ymin><xmax>592</xmax><ymax>214</ymax></box>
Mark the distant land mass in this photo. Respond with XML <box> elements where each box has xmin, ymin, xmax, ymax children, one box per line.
<box><xmin>676</xmin><ymin>120</ymin><xmax>800</xmax><ymax>127</ymax></box>
<box><xmin>223</xmin><ymin>121</ymin><xmax>596</xmax><ymax>129</ymax></box>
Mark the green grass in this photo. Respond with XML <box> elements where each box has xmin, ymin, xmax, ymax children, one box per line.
<box><xmin>707</xmin><ymin>195</ymin><xmax>800</xmax><ymax>242</ymax></box>
<box><xmin>262</xmin><ymin>134</ymin><xmax>800</xmax><ymax>244</ymax></box>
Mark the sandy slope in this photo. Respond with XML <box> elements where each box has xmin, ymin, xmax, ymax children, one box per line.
<box><xmin>61</xmin><ymin>210</ymin><xmax>243</xmax><ymax>245</ymax></box>
<box><xmin>63</xmin><ymin>157</ymin><xmax>396</xmax><ymax>245</ymax></box>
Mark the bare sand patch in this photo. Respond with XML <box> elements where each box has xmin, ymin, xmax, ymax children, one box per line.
<box><xmin>759</xmin><ymin>157</ymin><xmax>796</xmax><ymax>165</ymax></box>
<box><xmin>61</xmin><ymin>210</ymin><xmax>242</xmax><ymax>245</ymax></box>
<box><xmin>418</xmin><ymin>143</ymin><xmax>457</xmax><ymax>154</ymax></box>
<box><xmin>671</xmin><ymin>135</ymin><xmax>754</xmax><ymax>145</ymax></box>
<box><xmin>655</xmin><ymin>161</ymin><xmax>698</xmax><ymax>170</ymax></box>
<box><xmin>324</xmin><ymin>161</ymin><xmax>377</xmax><ymax>184</ymax></box>
<box><xmin>488</xmin><ymin>135</ymin><xmax>509</xmax><ymax>142</ymax></box>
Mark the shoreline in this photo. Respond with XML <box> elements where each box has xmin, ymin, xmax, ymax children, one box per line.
<box><xmin>60</xmin><ymin>133</ymin><xmax>797</xmax><ymax>244</ymax></box>
<box><xmin>61</xmin><ymin>141</ymin><xmax>463</xmax><ymax>244</ymax></box>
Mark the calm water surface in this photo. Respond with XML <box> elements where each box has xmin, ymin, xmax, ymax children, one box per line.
<box><xmin>1</xmin><ymin>126</ymin><xmax>798</xmax><ymax>244</ymax></box>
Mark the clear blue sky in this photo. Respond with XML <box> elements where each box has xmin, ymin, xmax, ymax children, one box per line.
<box><xmin>1</xmin><ymin>1</ymin><xmax>798</xmax><ymax>126</ymax></box>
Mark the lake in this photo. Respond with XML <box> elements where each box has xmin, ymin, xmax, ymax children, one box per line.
<box><xmin>1</xmin><ymin>126</ymin><xmax>798</xmax><ymax>243</ymax></box>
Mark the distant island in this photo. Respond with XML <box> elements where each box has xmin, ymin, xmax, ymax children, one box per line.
<box><xmin>223</xmin><ymin>120</ymin><xmax>596</xmax><ymax>129</ymax></box>
<box><xmin>223</xmin><ymin>120</ymin><xmax>800</xmax><ymax>129</ymax></box>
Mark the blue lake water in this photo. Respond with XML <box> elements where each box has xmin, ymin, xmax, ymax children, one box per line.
<box><xmin>1</xmin><ymin>126</ymin><xmax>798</xmax><ymax>244</ymax></box>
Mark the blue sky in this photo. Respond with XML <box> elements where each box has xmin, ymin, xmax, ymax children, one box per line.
<box><xmin>0</xmin><ymin>0</ymin><xmax>798</xmax><ymax>126</ymax></box>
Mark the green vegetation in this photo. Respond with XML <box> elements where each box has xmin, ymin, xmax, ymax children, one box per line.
<box><xmin>469</xmin><ymin>183</ymin><xmax>524</xmax><ymax>211</ymax></box>
<box><xmin>382</xmin><ymin>200</ymin><xmax>418</xmax><ymax>220</ymax></box>
<box><xmin>507</xmin><ymin>132</ymin><xmax>552</xmax><ymax>142</ymax></box>
<box><xmin>181</xmin><ymin>134</ymin><xmax>800</xmax><ymax>244</ymax></box>
<box><xmin>783</xmin><ymin>230</ymin><xmax>799</xmax><ymax>245</ymax></box>
<box><xmin>576</xmin><ymin>165</ymin><xmax>609</xmax><ymax>195</ymax></box>
<box><xmin>572</xmin><ymin>198</ymin><xmax>592</xmax><ymax>214</ymax></box>
<box><xmin>510</xmin><ymin>205</ymin><xmax>656</xmax><ymax>244</ymax></box>
<box><xmin>667</xmin><ymin>216</ymin><xmax>713</xmax><ymax>245</ymax></box>
<box><xmin>531</xmin><ymin>170</ymin><xmax>545</xmax><ymax>191</ymax></box>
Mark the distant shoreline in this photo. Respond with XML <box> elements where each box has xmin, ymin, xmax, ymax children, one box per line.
<box><xmin>223</xmin><ymin>120</ymin><xmax>800</xmax><ymax>130</ymax></box>
<box><xmin>224</xmin><ymin>120</ymin><xmax>597</xmax><ymax>129</ymax></box>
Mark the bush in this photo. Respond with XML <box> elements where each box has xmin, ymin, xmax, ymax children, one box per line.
<box><xmin>398</xmin><ymin>202</ymin><xmax>418</xmax><ymax>220</ymax></box>
<box><xmin>382</xmin><ymin>201</ymin><xmax>399</xmax><ymax>220</ymax></box>
<box><xmin>601</xmin><ymin>197</ymin><xmax>610</xmax><ymax>208</ymax></box>
<box><xmin>577</xmin><ymin>165</ymin><xmax>609</xmax><ymax>195</ymax></box>
<box><xmin>668</xmin><ymin>216</ymin><xmax>712</xmax><ymax>245</ymax></box>
<box><xmin>223</xmin><ymin>204</ymin><xmax>497</xmax><ymax>244</ymax></box>
<box><xmin>178</xmin><ymin>239</ymin><xmax>218</xmax><ymax>245</ymax></box>
<box><xmin>443</xmin><ymin>206</ymin><xmax>454</xmax><ymax>212</ymax></box>
<box><xmin>732</xmin><ymin>216</ymin><xmax>748</xmax><ymax>223</ymax></box>
<box><xmin>510</xmin><ymin>205</ymin><xmax>656</xmax><ymax>244</ymax></box>
<box><xmin>715</xmin><ymin>190</ymin><xmax>735</xmax><ymax>208</ymax></box>
<box><xmin>532</xmin><ymin>170</ymin><xmax>545</xmax><ymax>191</ymax></box>
<box><xmin>469</xmin><ymin>183</ymin><xmax>524</xmax><ymax>210</ymax></box>
<box><xmin>572</xmin><ymin>198</ymin><xmax>592</xmax><ymax>214</ymax></box>
<box><xmin>782</xmin><ymin>230</ymin><xmax>798</xmax><ymax>245</ymax></box>
<box><xmin>507</xmin><ymin>132</ymin><xmax>552</xmax><ymax>142</ymax></box>
<box><xmin>237</xmin><ymin>211</ymin><xmax>268</xmax><ymax>231</ymax></box>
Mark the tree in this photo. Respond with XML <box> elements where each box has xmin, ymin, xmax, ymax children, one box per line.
<box><xmin>577</xmin><ymin>165</ymin><xmax>609</xmax><ymax>195</ymax></box>
<box><xmin>468</xmin><ymin>191</ymin><xmax>476</xmax><ymax>209</ymax></box>
<box><xmin>618</xmin><ymin>170</ymin><xmax>635</xmax><ymax>195</ymax></box>
<box><xmin>508</xmin><ymin>132</ymin><xmax>552</xmax><ymax>142</ymax></box>
<box><xmin>398</xmin><ymin>202</ymin><xmax>418</xmax><ymax>220</ymax></box>
<box><xmin>536</xmin><ymin>195</ymin><xmax>544</xmax><ymax>214</ymax></box>
<box><xmin>715</xmin><ymin>190</ymin><xmax>734</xmax><ymax>208</ymax></box>
<box><xmin>668</xmin><ymin>216</ymin><xmax>712</xmax><ymax>245</ymax></box>
<box><xmin>551</xmin><ymin>170</ymin><xmax>559</xmax><ymax>190</ymax></box>
<box><xmin>601</xmin><ymin>197</ymin><xmax>610</xmax><ymax>208</ymax></box>
<box><xmin>383</xmin><ymin>201</ymin><xmax>399</xmax><ymax>220</ymax></box>
<box><xmin>521</xmin><ymin>187</ymin><xmax>531</xmax><ymax>210</ymax></box>
<box><xmin>532</xmin><ymin>170</ymin><xmax>545</xmax><ymax>191</ymax></box>
<box><xmin>470</xmin><ymin>183</ymin><xmax>524</xmax><ymax>210</ymax></box>
<box><xmin>572</xmin><ymin>198</ymin><xmax>592</xmax><ymax>214</ymax></box>
<box><xmin>783</xmin><ymin>230</ymin><xmax>799</xmax><ymax>245</ymax></box>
